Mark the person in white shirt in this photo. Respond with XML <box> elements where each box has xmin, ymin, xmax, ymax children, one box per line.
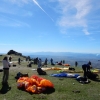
<box><xmin>2</xmin><ymin>56</ymin><xmax>11</xmax><ymax>85</ymax></box>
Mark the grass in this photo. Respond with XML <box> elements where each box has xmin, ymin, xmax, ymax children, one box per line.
<box><xmin>0</xmin><ymin>55</ymin><xmax>100</xmax><ymax>100</ymax></box>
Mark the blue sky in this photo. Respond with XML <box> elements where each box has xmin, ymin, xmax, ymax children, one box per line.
<box><xmin>0</xmin><ymin>0</ymin><xmax>100</xmax><ymax>54</ymax></box>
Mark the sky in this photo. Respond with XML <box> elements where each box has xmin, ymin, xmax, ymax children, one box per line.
<box><xmin>0</xmin><ymin>0</ymin><xmax>100</xmax><ymax>54</ymax></box>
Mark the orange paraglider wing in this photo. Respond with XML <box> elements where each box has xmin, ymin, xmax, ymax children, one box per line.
<box><xmin>40</xmin><ymin>79</ymin><xmax>54</xmax><ymax>88</ymax></box>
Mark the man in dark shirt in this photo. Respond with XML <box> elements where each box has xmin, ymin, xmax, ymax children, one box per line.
<box><xmin>82</xmin><ymin>63</ymin><xmax>90</xmax><ymax>78</ymax></box>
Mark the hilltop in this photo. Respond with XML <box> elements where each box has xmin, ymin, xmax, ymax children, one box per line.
<box><xmin>0</xmin><ymin>52</ymin><xmax>100</xmax><ymax>100</ymax></box>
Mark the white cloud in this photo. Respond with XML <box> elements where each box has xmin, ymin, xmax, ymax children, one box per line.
<box><xmin>75</xmin><ymin>0</ymin><xmax>91</xmax><ymax>19</ymax></box>
<box><xmin>55</xmin><ymin>0</ymin><xmax>92</xmax><ymax>35</ymax></box>
<box><xmin>83</xmin><ymin>28</ymin><xmax>90</xmax><ymax>35</ymax></box>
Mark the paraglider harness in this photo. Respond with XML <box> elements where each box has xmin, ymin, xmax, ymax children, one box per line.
<box><xmin>15</xmin><ymin>72</ymin><xmax>28</xmax><ymax>80</ymax></box>
<box><xmin>87</xmin><ymin>71</ymin><xmax>99</xmax><ymax>80</ymax></box>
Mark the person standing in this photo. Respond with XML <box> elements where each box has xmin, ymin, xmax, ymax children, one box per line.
<box><xmin>75</xmin><ymin>61</ymin><xmax>78</xmax><ymax>67</ymax></box>
<box><xmin>50</xmin><ymin>58</ymin><xmax>53</xmax><ymax>65</ymax></box>
<box><xmin>18</xmin><ymin>58</ymin><xmax>21</xmax><ymax>65</ymax></box>
<box><xmin>38</xmin><ymin>58</ymin><xmax>42</xmax><ymax>68</ymax></box>
<box><xmin>2</xmin><ymin>56</ymin><xmax>11</xmax><ymax>85</ymax></box>
<box><xmin>9</xmin><ymin>56</ymin><xmax>12</xmax><ymax>62</ymax></box>
<box><xmin>63</xmin><ymin>60</ymin><xmax>65</xmax><ymax>64</ymax></box>
<box><xmin>44</xmin><ymin>58</ymin><xmax>48</xmax><ymax>67</ymax></box>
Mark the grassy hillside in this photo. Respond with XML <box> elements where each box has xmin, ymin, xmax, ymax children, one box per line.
<box><xmin>0</xmin><ymin>54</ymin><xmax>26</xmax><ymax>65</ymax></box>
<box><xmin>0</xmin><ymin>54</ymin><xmax>100</xmax><ymax>100</ymax></box>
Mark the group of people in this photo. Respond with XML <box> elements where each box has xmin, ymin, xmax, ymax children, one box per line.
<box><xmin>1</xmin><ymin>56</ymin><xmax>92</xmax><ymax>85</ymax></box>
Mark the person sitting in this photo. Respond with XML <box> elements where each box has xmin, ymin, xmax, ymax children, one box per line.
<box><xmin>27</xmin><ymin>62</ymin><xmax>32</xmax><ymax>67</ymax></box>
<box><xmin>37</xmin><ymin>58</ymin><xmax>47</xmax><ymax>75</ymax></box>
<box><xmin>37</xmin><ymin>68</ymin><xmax>47</xmax><ymax>75</ymax></box>
<box><xmin>57</xmin><ymin>62</ymin><xmax>62</xmax><ymax>65</ymax></box>
<box><xmin>69</xmin><ymin>67</ymin><xmax>75</xmax><ymax>71</ymax></box>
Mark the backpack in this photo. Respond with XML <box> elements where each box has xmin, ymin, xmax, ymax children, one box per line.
<box><xmin>15</xmin><ymin>72</ymin><xmax>28</xmax><ymax>80</ymax></box>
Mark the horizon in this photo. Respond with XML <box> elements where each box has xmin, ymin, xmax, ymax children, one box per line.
<box><xmin>0</xmin><ymin>50</ymin><xmax>100</xmax><ymax>55</ymax></box>
<box><xmin>0</xmin><ymin>0</ymin><xmax>100</xmax><ymax>53</ymax></box>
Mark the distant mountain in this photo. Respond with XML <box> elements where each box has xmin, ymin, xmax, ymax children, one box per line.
<box><xmin>24</xmin><ymin>52</ymin><xmax>100</xmax><ymax>59</ymax></box>
<box><xmin>24</xmin><ymin>51</ymin><xmax>99</xmax><ymax>56</ymax></box>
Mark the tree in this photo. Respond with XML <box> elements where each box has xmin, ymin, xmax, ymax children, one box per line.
<box><xmin>7</xmin><ymin>50</ymin><xmax>22</xmax><ymax>56</ymax></box>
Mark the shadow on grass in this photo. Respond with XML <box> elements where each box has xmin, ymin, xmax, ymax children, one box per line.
<box><xmin>42</xmin><ymin>87</ymin><xmax>55</xmax><ymax>94</ymax></box>
<box><xmin>90</xmin><ymin>78</ymin><xmax>100</xmax><ymax>82</ymax></box>
<box><xmin>18</xmin><ymin>87</ymin><xmax>55</xmax><ymax>95</ymax></box>
<box><xmin>0</xmin><ymin>84</ymin><xmax>11</xmax><ymax>94</ymax></box>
